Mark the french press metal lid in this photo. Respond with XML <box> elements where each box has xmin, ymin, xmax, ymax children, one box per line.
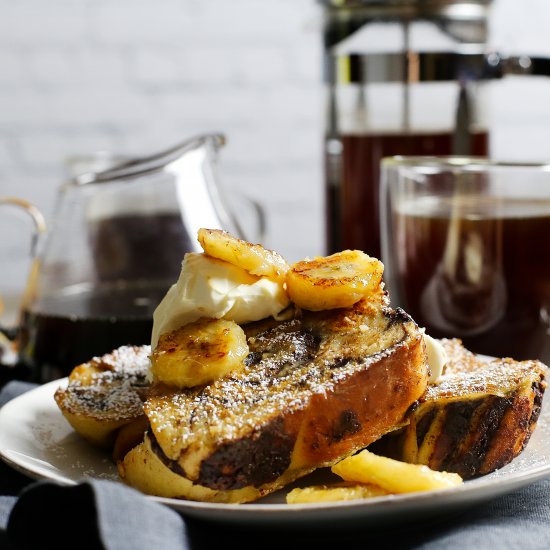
<box><xmin>320</xmin><ymin>0</ymin><xmax>550</xmax><ymax>107</ymax></box>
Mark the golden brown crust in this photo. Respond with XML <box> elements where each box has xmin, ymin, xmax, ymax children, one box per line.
<box><xmin>290</xmin><ymin>325</ymin><xmax>427</xmax><ymax>469</ymax></box>
<box><xmin>139</xmin><ymin>302</ymin><xmax>429</xmax><ymax>502</ymax></box>
<box><xmin>370</xmin><ymin>339</ymin><xmax>548</xmax><ymax>478</ymax></box>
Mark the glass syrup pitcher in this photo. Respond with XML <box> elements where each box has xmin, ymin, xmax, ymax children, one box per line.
<box><xmin>1</xmin><ymin>133</ymin><xmax>261</xmax><ymax>383</ymax></box>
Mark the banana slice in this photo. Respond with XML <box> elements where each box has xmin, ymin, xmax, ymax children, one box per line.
<box><xmin>197</xmin><ymin>228</ymin><xmax>289</xmax><ymax>282</ymax></box>
<box><xmin>331</xmin><ymin>449</ymin><xmax>463</xmax><ymax>493</ymax></box>
<box><xmin>285</xmin><ymin>250</ymin><xmax>384</xmax><ymax>311</ymax></box>
<box><xmin>286</xmin><ymin>483</ymin><xmax>389</xmax><ymax>504</ymax></box>
<box><xmin>150</xmin><ymin>318</ymin><xmax>249</xmax><ymax>388</ymax></box>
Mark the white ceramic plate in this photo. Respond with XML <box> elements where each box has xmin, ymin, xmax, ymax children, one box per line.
<box><xmin>1</xmin><ymin>377</ymin><xmax>549</xmax><ymax>528</ymax></box>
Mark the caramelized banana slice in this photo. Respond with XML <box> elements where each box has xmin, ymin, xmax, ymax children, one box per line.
<box><xmin>150</xmin><ymin>318</ymin><xmax>249</xmax><ymax>388</ymax></box>
<box><xmin>198</xmin><ymin>228</ymin><xmax>289</xmax><ymax>282</ymax></box>
<box><xmin>332</xmin><ymin>449</ymin><xmax>463</xmax><ymax>494</ymax></box>
<box><xmin>286</xmin><ymin>250</ymin><xmax>384</xmax><ymax>311</ymax></box>
<box><xmin>286</xmin><ymin>482</ymin><xmax>389</xmax><ymax>504</ymax></box>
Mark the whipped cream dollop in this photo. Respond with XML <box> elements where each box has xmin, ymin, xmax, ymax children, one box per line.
<box><xmin>422</xmin><ymin>331</ymin><xmax>447</xmax><ymax>383</ymax></box>
<box><xmin>151</xmin><ymin>252</ymin><xmax>290</xmax><ymax>349</ymax></box>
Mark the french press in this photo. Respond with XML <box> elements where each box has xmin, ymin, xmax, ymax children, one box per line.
<box><xmin>320</xmin><ymin>0</ymin><xmax>550</xmax><ymax>258</ymax></box>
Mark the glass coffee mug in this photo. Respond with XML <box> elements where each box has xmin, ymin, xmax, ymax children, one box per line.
<box><xmin>380</xmin><ymin>157</ymin><xmax>550</xmax><ymax>364</ymax></box>
<box><xmin>0</xmin><ymin>133</ymin><xmax>263</xmax><ymax>383</ymax></box>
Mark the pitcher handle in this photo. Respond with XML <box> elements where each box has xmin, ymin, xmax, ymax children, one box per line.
<box><xmin>0</xmin><ymin>197</ymin><xmax>47</xmax><ymax>341</ymax></box>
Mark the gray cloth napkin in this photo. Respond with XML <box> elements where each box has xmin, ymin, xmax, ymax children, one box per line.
<box><xmin>6</xmin><ymin>479</ymin><xmax>189</xmax><ymax>550</ymax></box>
<box><xmin>1</xmin><ymin>380</ymin><xmax>549</xmax><ymax>550</ymax></box>
<box><xmin>0</xmin><ymin>381</ymin><xmax>189</xmax><ymax>550</ymax></box>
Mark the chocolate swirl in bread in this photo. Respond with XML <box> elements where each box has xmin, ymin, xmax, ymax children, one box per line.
<box><xmin>119</xmin><ymin>301</ymin><xmax>430</xmax><ymax>503</ymax></box>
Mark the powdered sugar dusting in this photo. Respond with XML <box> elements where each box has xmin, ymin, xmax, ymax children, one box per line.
<box><xmin>145</xmin><ymin>304</ymin><xmax>419</xmax><ymax>455</ymax></box>
<box><xmin>56</xmin><ymin>345</ymin><xmax>151</xmax><ymax>421</ymax></box>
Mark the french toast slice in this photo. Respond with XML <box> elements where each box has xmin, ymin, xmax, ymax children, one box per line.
<box><xmin>118</xmin><ymin>300</ymin><xmax>430</xmax><ymax>503</ymax></box>
<box><xmin>369</xmin><ymin>338</ymin><xmax>548</xmax><ymax>478</ymax></box>
<box><xmin>54</xmin><ymin>345</ymin><xmax>150</xmax><ymax>448</ymax></box>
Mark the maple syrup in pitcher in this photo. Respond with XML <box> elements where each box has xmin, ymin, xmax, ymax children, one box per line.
<box><xmin>18</xmin><ymin>281</ymin><xmax>169</xmax><ymax>382</ymax></box>
<box><xmin>18</xmin><ymin>211</ymin><xmax>191</xmax><ymax>381</ymax></box>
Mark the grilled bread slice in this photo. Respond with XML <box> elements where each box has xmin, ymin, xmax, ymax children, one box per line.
<box><xmin>54</xmin><ymin>345</ymin><xmax>151</xmax><ymax>448</ymax></box>
<box><xmin>118</xmin><ymin>300</ymin><xmax>429</xmax><ymax>503</ymax></box>
<box><xmin>370</xmin><ymin>338</ymin><xmax>547</xmax><ymax>478</ymax></box>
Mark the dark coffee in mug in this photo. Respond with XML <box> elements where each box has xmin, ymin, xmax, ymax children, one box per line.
<box><xmin>389</xmin><ymin>195</ymin><xmax>550</xmax><ymax>362</ymax></box>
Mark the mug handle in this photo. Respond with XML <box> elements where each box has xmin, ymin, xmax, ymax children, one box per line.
<box><xmin>0</xmin><ymin>197</ymin><xmax>47</xmax><ymax>341</ymax></box>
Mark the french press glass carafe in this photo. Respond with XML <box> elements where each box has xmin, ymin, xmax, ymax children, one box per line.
<box><xmin>320</xmin><ymin>0</ymin><xmax>550</xmax><ymax>258</ymax></box>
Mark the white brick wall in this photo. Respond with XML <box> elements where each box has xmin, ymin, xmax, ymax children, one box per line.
<box><xmin>0</xmin><ymin>0</ymin><xmax>325</xmax><ymax>304</ymax></box>
<box><xmin>1</xmin><ymin>0</ymin><xmax>550</xmax><ymax>308</ymax></box>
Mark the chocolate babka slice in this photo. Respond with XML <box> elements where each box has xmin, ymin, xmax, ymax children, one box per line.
<box><xmin>118</xmin><ymin>300</ymin><xmax>430</xmax><ymax>503</ymax></box>
<box><xmin>54</xmin><ymin>345</ymin><xmax>150</xmax><ymax>448</ymax></box>
<box><xmin>370</xmin><ymin>338</ymin><xmax>547</xmax><ymax>478</ymax></box>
